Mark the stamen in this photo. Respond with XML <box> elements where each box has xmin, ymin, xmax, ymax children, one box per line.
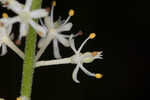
<box><xmin>69</xmin><ymin>9</ymin><xmax>75</xmax><ymax>16</ymax></box>
<box><xmin>95</xmin><ymin>73</ymin><xmax>103</xmax><ymax>79</ymax></box>
<box><xmin>62</xmin><ymin>9</ymin><xmax>75</xmax><ymax>25</ymax></box>
<box><xmin>2</xmin><ymin>13</ymin><xmax>8</xmax><ymax>18</ymax></box>
<box><xmin>50</xmin><ymin>1</ymin><xmax>56</xmax><ymax>27</ymax></box>
<box><xmin>89</xmin><ymin>33</ymin><xmax>96</xmax><ymax>39</ymax></box>
<box><xmin>52</xmin><ymin>1</ymin><xmax>56</xmax><ymax>6</ymax></box>
<box><xmin>91</xmin><ymin>51</ymin><xmax>99</xmax><ymax>57</ymax></box>
<box><xmin>75</xmin><ymin>30</ymin><xmax>83</xmax><ymax>36</ymax></box>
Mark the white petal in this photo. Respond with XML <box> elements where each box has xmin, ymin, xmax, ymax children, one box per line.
<box><xmin>69</xmin><ymin>34</ymin><xmax>77</xmax><ymax>53</ymax></box>
<box><xmin>7</xmin><ymin>0</ymin><xmax>24</xmax><ymax>14</ymax></box>
<box><xmin>0</xmin><ymin>16</ymin><xmax>20</xmax><ymax>25</ymax></box>
<box><xmin>19</xmin><ymin>23</ymin><xmax>29</xmax><ymax>40</ymax></box>
<box><xmin>79</xmin><ymin>63</ymin><xmax>95</xmax><ymax>77</ymax></box>
<box><xmin>6</xmin><ymin>24</ymin><xmax>13</xmax><ymax>35</ymax></box>
<box><xmin>56</xmin><ymin>23</ymin><xmax>73</xmax><ymax>32</ymax></box>
<box><xmin>53</xmin><ymin>39</ymin><xmax>61</xmax><ymax>59</ymax></box>
<box><xmin>9</xmin><ymin>33</ymin><xmax>15</xmax><ymax>40</ymax></box>
<box><xmin>29</xmin><ymin>20</ymin><xmax>46</xmax><ymax>37</ymax></box>
<box><xmin>77</xmin><ymin>36</ymin><xmax>90</xmax><ymax>53</ymax></box>
<box><xmin>50</xmin><ymin>6</ymin><xmax>55</xmax><ymax>27</ymax></box>
<box><xmin>24</xmin><ymin>0</ymin><xmax>32</xmax><ymax>11</ymax></box>
<box><xmin>57</xmin><ymin>34</ymin><xmax>70</xmax><ymax>47</ymax></box>
<box><xmin>8</xmin><ymin>16</ymin><xmax>20</xmax><ymax>24</ymax></box>
<box><xmin>72</xmin><ymin>64</ymin><xmax>80</xmax><ymax>83</ymax></box>
<box><xmin>0</xmin><ymin>44</ymin><xmax>7</xmax><ymax>56</ymax></box>
<box><xmin>38</xmin><ymin>38</ymin><xmax>45</xmax><ymax>48</ymax></box>
<box><xmin>31</xmin><ymin>9</ymin><xmax>48</xmax><ymax>19</ymax></box>
<box><xmin>44</xmin><ymin>16</ymin><xmax>51</xmax><ymax>29</ymax></box>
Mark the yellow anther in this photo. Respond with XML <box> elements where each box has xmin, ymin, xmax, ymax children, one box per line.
<box><xmin>91</xmin><ymin>51</ymin><xmax>99</xmax><ymax>57</ymax></box>
<box><xmin>89</xmin><ymin>33</ymin><xmax>96</xmax><ymax>39</ymax></box>
<box><xmin>52</xmin><ymin>1</ymin><xmax>56</xmax><ymax>6</ymax></box>
<box><xmin>2</xmin><ymin>13</ymin><xmax>8</xmax><ymax>18</ymax></box>
<box><xmin>69</xmin><ymin>9</ymin><xmax>75</xmax><ymax>16</ymax></box>
<box><xmin>16</xmin><ymin>97</ymin><xmax>21</xmax><ymax>100</ymax></box>
<box><xmin>95</xmin><ymin>73</ymin><xmax>103</xmax><ymax>79</ymax></box>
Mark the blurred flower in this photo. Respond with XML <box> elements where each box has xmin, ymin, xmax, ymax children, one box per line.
<box><xmin>0</xmin><ymin>98</ymin><xmax>5</xmax><ymax>100</ymax></box>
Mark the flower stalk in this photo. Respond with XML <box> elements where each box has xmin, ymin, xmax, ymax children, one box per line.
<box><xmin>20</xmin><ymin>0</ymin><xmax>42</xmax><ymax>99</ymax></box>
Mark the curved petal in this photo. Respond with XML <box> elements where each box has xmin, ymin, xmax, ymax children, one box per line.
<box><xmin>53</xmin><ymin>39</ymin><xmax>61</xmax><ymax>58</ymax></box>
<box><xmin>31</xmin><ymin>9</ymin><xmax>48</xmax><ymax>19</ymax></box>
<box><xmin>0</xmin><ymin>44</ymin><xmax>7</xmax><ymax>56</ymax></box>
<box><xmin>79</xmin><ymin>63</ymin><xmax>96</xmax><ymax>77</ymax></box>
<box><xmin>44</xmin><ymin>16</ymin><xmax>51</xmax><ymax>29</ymax></box>
<box><xmin>72</xmin><ymin>63</ymin><xmax>80</xmax><ymax>83</ymax></box>
<box><xmin>57</xmin><ymin>34</ymin><xmax>70</xmax><ymax>47</ymax></box>
<box><xmin>56</xmin><ymin>23</ymin><xmax>72</xmax><ymax>32</ymax></box>
<box><xmin>24</xmin><ymin>0</ymin><xmax>32</xmax><ymax>11</ymax></box>
<box><xmin>69</xmin><ymin>34</ymin><xmax>77</xmax><ymax>53</ymax></box>
<box><xmin>19</xmin><ymin>22</ymin><xmax>29</xmax><ymax>40</ymax></box>
<box><xmin>38</xmin><ymin>38</ymin><xmax>46</xmax><ymax>48</ymax></box>
<box><xmin>8</xmin><ymin>0</ymin><xmax>24</xmax><ymax>14</ymax></box>
<box><xmin>6</xmin><ymin>24</ymin><xmax>13</xmax><ymax>36</ymax></box>
<box><xmin>29</xmin><ymin>20</ymin><xmax>46</xmax><ymax>37</ymax></box>
<box><xmin>0</xmin><ymin>16</ymin><xmax>20</xmax><ymax>25</ymax></box>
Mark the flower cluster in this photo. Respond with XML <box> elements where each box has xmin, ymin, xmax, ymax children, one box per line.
<box><xmin>0</xmin><ymin>0</ymin><xmax>103</xmax><ymax>99</ymax></box>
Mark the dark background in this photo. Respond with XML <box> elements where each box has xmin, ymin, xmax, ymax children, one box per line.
<box><xmin>0</xmin><ymin>0</ymin><xmax>150</xmax><ymax>100</ymax></box>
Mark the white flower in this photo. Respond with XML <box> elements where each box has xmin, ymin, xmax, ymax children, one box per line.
<box><xmin>37</xmin><ymin>1</ymin><xmax>74</xmax><ymax>59</ymax></box>
<box><xmin>0</xmin><ymin>0</ymin><xmax>49</xmax><ymax>40</ymax></box>
<box><xmin>36</xmin><ymin>33</ymin><xmax>103</xmax><ymax>83</ymax></box>
<box><xmin>0</xmin><ymin>13</ymin><xmax>24</xmax><ymax>59</ymax></box>
<box><xmin>69</xmin><ymin>33</ymin><xmax>103</xmax><ymax>83</ymax></box>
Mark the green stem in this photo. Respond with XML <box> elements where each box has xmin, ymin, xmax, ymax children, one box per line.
<box><xmin>21</xmin><ymin>0</ymin><xmax>42</xmax><ymax>99</ymax></box>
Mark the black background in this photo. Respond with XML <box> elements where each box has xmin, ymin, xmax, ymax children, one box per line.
<box><xmin>0</xmin><ymin>0</ymin><xmax>150</xmax><ymax>100</ymax></box>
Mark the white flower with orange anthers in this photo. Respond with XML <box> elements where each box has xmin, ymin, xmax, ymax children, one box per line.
<box><xmin>0</xmin><ymin>0</ymin><xmax>49</xmax><ymax>40</ymax></box>
<box><xmin>36</xmin><ymin>1</ymin><xmax>74</xmax><ymax>60</ymax></box>
<box><xmin>69</xmin><ymin>33</ymin><xmax>103</xmax><ymax>83</ymax></box>
<box><xmin>0</xmin><ymin>13</ymin><xmax>24</xmax><ymax>59</ymax></box>
<box><xmin>36</xmin><ymin>33</ymin><xmax>103</xmax><ymax>83</ymax></box>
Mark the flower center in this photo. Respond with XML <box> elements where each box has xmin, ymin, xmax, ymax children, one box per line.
<box><xmin>71</xmin><ymin>53</ymin><xmax>82</xmax><ymax>64</ymax></box>
<box><xmin>49</xmin><ymin>28</ymin><xmax>57</xmax><ymax>38</ymax></box>
<box><xmin>19</xmin><ymin>11</ymin><xmax>30</xmax><ymax>23</ymax></box>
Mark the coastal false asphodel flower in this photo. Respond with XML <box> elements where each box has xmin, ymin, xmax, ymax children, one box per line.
<box><xmin>36</xmin><ymin>33</ymin><xmax>103</xmax><ymax>83</ymax></box>
<box><xmin>36</xmin><ymin>1</ymin><xmax>74</xmax><ymax>60</ymax></box>
<box><xmin>0</xmin><ymin>0</ymin><xmax>49</xmax><ymax>40</ymax></box>
<box><xmin>69</xmin><ymin>33</ymin><xmax>103</xmax><ymax>83</ymax></box>
<box><xmin>0</xmin><ymin>13</ymin><xmax>24</xmax><ymax>59</ymax></box>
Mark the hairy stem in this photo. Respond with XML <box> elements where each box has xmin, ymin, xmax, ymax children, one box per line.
<box><xmin>20</xmin><ymin>0</ymin><xmax>42</xmax><ymax>99</ymax></box>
